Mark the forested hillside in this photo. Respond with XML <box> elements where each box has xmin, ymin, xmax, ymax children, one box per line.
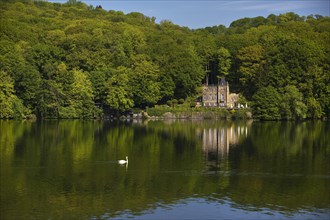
<box><xmin>1</xmin><ymin>0</ymin><xmax>329</xmax><ymax>119</ymax></box>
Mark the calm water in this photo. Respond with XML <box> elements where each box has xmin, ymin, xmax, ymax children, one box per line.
<box><xmin>1</xmin><ymin>120</ymin><xmax>329</xmax><ymax>220</ymax></box>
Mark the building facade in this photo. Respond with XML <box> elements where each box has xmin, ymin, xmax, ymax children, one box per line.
<box><xmin>200</xmin><ymin>77</ymin><xmax>238</xmax><ymax>108</ymax></box>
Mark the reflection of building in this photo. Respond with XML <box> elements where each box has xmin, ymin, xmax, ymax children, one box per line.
<box><xmin>202</xmin><ymin>125</ymin><xmax>248</xmax><ymax>160</ymax></box>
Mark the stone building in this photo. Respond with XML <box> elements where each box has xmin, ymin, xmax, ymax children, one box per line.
<box><xmin>199</xmin><ymin>77</ymin><xmax>238</xmax><ymax>108</ymax></box>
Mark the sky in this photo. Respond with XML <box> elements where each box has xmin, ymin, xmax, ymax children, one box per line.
<box><xmin>50</xmin><ymin>0</ymin><xmax>330</xmax><ymax>29</ymax></box>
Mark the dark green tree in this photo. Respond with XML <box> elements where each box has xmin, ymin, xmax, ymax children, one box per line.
<box><xmin>252</xmin><ymin>86</ymin><xmax>281</xmax><ymax>120</ymax></box>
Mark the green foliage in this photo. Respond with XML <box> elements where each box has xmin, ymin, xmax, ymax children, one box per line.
<box><xmin>166</xmin><ymin>99</ymin><xmax>179</xmax><ymax>108</ymax></box>
<box><xmin>231</xmin><ymin>109</ymin><xmax>251</xmax><ymax>120</ymax></box>
<box><xmin>306</xmin><ymin>97</ymin><xmax>323</xmax><ymax>119</ymax></box>
<box><xmin>0</xmin><ymin>1</ymin><xmax>329</xmax><ymax>119</ymax></box>
<box><xmin>88</xmin><ymin>70</ymin><xmax>106</xmax><ymax>103</ymax></box>
<box><xmin>171</xmin><ymin>99</ymin><xmax>178</xmax><ymax>107</ymax></box>
<box><xmin>0</xmin><ymin>71</ymin><xmax>15</xmax><ymax>118</ymax></box>
<box><xmin>252</xmin><ymin>86</ymin><xmax>281</xmax><ymax>120</ymax></box>
<box><xmin>146</xmin><ymin>104</ymin><xmax>230</xmax><ymax>119</ymax></box>
<box><xmin>105</xmin><ymin>67</ymin><xmax>134</xmax><ymax>112</ymax></box>
<box><xmin>129</xmin><ymin>55</ymin><xmax>161</xmax><ymax>107</ymax></box>
<box><xmin>59</xmin><ymin>105</ymin><xmax>78</xmax><ymax>119</ymax></box>
<box><xmin>0</xmin><ymin>71</ymin><xmax>25</xmax><ymax>119</ymax></box>
<box><xmin>236</xmin><ymin>45</ymin><xmax>265</xmax><ymax>98</ymax></box>
<box><xmin>68</xmin><ymin>69</ymin><xmax>95</xmax><ymax>118</ymax></box>
<box><xmin>146</xmin><ymin>105</ymin><xmax>172</xmax><ymax>116</ymax></box>
<box><xmin>217</xmin><ymin>47</ymin><xmax>231</xmax><ymax>77</ymax></box>
<box><xmin>190</xmin><ymin>101</ymin><xmax>196</xmax><ymax>108</ymax></box>
<box><xmin>238</xmin><ymin>94</ymin><xmax>248</xmax><ymax>106</ymax></box>
<box><xmin>280</xmin><ymin>85</ymin><xmax>307</xmax><ymax>120</ymax></box>
<box><xmin>37</xmin><ymin>79</ymin><xmax>65</xmax><ymax>118</ymax></box>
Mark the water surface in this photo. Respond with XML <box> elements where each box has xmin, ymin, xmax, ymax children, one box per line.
<box><xmin>1</xmin><ymin>120</ymin><xmax>329</xmax><ymax>219</ymax></box>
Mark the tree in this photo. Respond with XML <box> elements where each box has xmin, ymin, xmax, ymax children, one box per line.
<box><xmin>217</xmin><ymin>47</ymin><xmax>231</xmax><ymax>77</ymax></box>
<box><xmin>27</xmin><ymin>43</ymin><xmax>65</xmax><ymax>79</ymax></box>
<box><xmin>60</xmin><ymin>69</ymin><xmax>95</xmax><ymax>118</ymax></box>
<box><xmin>165</xmin><ymin>48</ymin><xmax>204</xmax><ymax>99</ymax></box>
<box><xmin>105</xmin><ymin>67</ymin><xmax>134</xmax><ymax>112</ymax></box>
<box><xmin>66</xmin><ymin>0</ymin><xmax>80</xmax><ymax>5</ymax></box>
<box><xmin>13</xmin><ymin>64</ymin><xmax>41</xmax><ymax>111</ymax></box>
<box><xmin>88</xmin><ymin>70</ymin><xmax>106</xmax><ymax>104</ymax></box>
<box><xmin>252</xmin><ymin>86</ymin><xmax>281</xmax><ymax>120</ymax></box>
<box><xmin>158</xmin><ymin>73</ymin><xmax>175</xmax><ymax>102</ymax></box>
<box><xmin>306</xmin><ymin>97</ymin><xmax>322</xmax><ymax>119</ymax></box>
<box><xmin>280</xmin><ymin>85</ymin><xmax>307</xmax><ymax>120</ymax></box>
<box><xmin>0</xmin><ymin>71</ymin><xmax>25</xmax><ymax>119</ymax></box>
<box><xmin>264</xmin><ymin>34</ymin><xmax>322</xmax><ymax>89</ymax></box>
<box><xmin>1</xmin><ymin>0</ymin><xmax>329</xmax><ymax>119</ymax></box>
<box><xmin>278</xmin><ymin>12</ymin><xmax>304</xmax><ymax>23</ymax></box>
<box><xmin>129</xmin><ymin>55</ymin><xmax>161</xmax><ymax>108</ymax></box>
<box><xmin>236</xmin><ymin>44</ymin><xmax>265</xmax><ymax>98</ymax></box>
<box><xmin>38</xmin><ymin>79</ymin><xmax>65</xmax><ymax>118</ymax></box>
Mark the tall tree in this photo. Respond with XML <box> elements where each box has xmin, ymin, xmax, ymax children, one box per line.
<box><xmin>0</xmin><ymin>71</ymin><xmax>25</xmax><ymax>119</ymax></box>
<box><xmin>280</xmin><ymin>85</ymin><xmax>307</xmax><ymax>120</ymax></box>
<box><xmin>252</xmin><ymin>86</ymin><xmax>281</xmax><ymax>120</ymax></box>
<box><xmin>60</xmin><ymin>69</ymin><xmax>95</xmax><ymax>118</ymax></box>
<box><xmin>236</xmin><ymin>44</ymin><xmax>265</xmax><ymax>98</ymax></box>
<box><xmin>129</xmin><ymin>55</ymin><xmax>161</xmax><ymax>107</ymax></box>
<box><xmin>217</xmin><ymin>47</ymin><xmax>231</xmax><ymax>77</ymax></box>
<box><xmin>105</xmin><ymin>67</ymin><xmax>134</xmax><ymax>112</ymax></box>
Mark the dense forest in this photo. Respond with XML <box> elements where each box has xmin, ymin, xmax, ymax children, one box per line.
<box><xmin>1</xmin><ymin>0</ymin><xmax>329</xmax><ymax>120</ymax></box>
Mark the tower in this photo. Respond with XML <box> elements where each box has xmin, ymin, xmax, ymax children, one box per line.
<box><xmin>218</xmin><ymin>77</ymin><xmax>229</xmax><ymax>107</ymax></box>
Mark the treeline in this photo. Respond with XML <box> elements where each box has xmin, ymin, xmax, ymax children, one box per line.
<box><xmin>0</xmin><ymin>0</ymin><xmax>329</xmax><ymax>120</ymax></box>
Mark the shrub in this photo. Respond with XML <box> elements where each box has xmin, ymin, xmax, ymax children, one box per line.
<box><xmin>190</xmin><ymin>101</ymin><xmax>196</xmax><ymax>108</ymax></box>
<box><xmin>172</xmin><ymin>99</ymin><xmax>178</xmax><ymax>107</ymax></box>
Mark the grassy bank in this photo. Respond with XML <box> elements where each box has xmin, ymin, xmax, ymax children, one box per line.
<box><xmin>146</xmin><ymin>104</ymin><xmax>252</xmax><ymax>120</ymax></box>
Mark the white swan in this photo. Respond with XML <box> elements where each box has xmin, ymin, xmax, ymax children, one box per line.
<box><xmin>118</xmin><ymin>156</ymin><xmax>128</xmax><ymax>165</ymax></box>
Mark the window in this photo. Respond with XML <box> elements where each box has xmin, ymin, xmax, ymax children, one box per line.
<box><xmin>221</xmin><ymin>94</ymin><xmax>225</xmax><ymax>101</ymax></box>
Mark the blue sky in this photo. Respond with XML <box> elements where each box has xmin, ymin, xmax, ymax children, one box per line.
<box><xmin>50</xmin><ymin>0</ymin><xmax>330</xmax><ymax>28</ymax></box>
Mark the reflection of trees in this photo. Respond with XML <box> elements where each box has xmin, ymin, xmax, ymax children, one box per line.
<box><xmin>0</xmin><ymin>121</ymin><xmax>27</xmax><ymax>166</ymax></box>
<box><xmin>227</xmin><ymin>121</ymin><xmax>330</xmax><ymax>211</ymax></box>
<box><xmin>0</xmin><ymin>120</ymin><xmax>329</xmax><ymax>219</ymax></box>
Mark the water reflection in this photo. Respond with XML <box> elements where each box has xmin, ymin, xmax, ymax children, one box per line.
<box><xmin>0</xmin><ymin>120</ymin><xmax>329</xmax><ymax>219</ymax></box>
<box><xmin>202</xmin><ymin>123</ymin><xmax>249</xmax><ymax>158</ymax></box>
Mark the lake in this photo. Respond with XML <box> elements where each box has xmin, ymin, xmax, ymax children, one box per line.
<box><xmin>1</xmin><ymin>120</ymin><xmax>329</xmax><ymax>219</ymax></box>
